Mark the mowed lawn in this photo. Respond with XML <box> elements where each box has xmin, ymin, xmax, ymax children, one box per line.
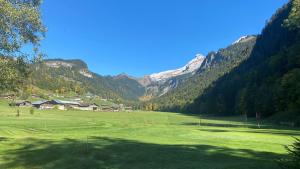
<box><xmin>0</xmin><ymin>101</ymin><xmax>299</xmax><ymax>169</ymax></box>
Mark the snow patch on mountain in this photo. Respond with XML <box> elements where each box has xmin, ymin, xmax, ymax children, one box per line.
<box><xmin>149</xmin><ymin>54</ymin><xmax>205</xmax><ymax>82</ymax></box>
<box><xmin>233</xmin><ymin>35</ymin><xmax>256</xmax><ymax>45</ymax></box>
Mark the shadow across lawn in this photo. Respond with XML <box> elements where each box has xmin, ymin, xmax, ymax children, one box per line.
<box><xmin>183</xmin><ymin>122</ymin><xmax>300</xmax><ymax>136</ymax></box>
<box><xmin>198</xmin><ymin>128</ymin><xmax>230</xmax><ymax>133</ymax></box>
<box><xmin>183</xmin><ymin>122</ymin><xmax>247</xmax><ymax>128</ymax></box>
<box><xmin>1</xmin><ymin>137</ymin><xmax>283</xmax><ymax>169</ymax></box>
<box><xmin>0</xmin><ymin>137</ymin><xmax>8</xmax><ymax>142</ymax></box>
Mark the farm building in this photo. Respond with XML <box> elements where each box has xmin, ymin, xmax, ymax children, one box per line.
<box><xmin>52</xmin><ymin>100</ymin><xmax>81</xmax><ymax>110</ymax></box>
<box><xmin>100</xmin><ymin>105</ymin><xmax>114</xmax><ymax>112</ymax></box>
<box><xmin>32</xmin><ymin>100</ymin><xmax>55</xmax><ymax>110</ymax></box>
<box><xmin>9</xmin><ymin>101</ymin><xmax>32</xmax><ymax>107</ymax></box>
<box><xmin>73</xmin><ymin>103</ymin><xmax>99</xmax><ymax>111</ymax></box>
<box><xmin>32</xmin><ymin>100</ymin><xmax>80</xmax><ymax>110</ymax></box>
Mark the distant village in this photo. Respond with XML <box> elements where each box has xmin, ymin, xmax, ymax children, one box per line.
<box><xmin>1</xmin><ymin>94</ymin><xmax>133</xmax><ymax>112</ymax></box>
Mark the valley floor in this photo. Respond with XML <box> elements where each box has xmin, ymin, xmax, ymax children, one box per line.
<box><xmin>0</xmin><ymin>100</ymin><xmax>299</xmax><ymax>169</ymax></box>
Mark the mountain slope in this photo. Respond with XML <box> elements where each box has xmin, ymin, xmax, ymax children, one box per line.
<box><xmin>31</xmin><ymin>59</ymin><xmax>145</xmax><ymax>101</ymax></box>
<box><xmin>148</xmin><ymin>54</ymin><xmax>205</xmax><ymax>82</ymax></box>
<box><xmin>187</xmin><ymin>1</ymin><xmax>300</xmax><ymax>121</ymax></box>
<box><xmin>139</xmin><ymin>54</ymin><xmax>205</xmax><ymax>98</ymax></box>
<box><xmin>145</xmin><ymin>35</ymin><xmax>257</xmax><ymax>111</ymax></box>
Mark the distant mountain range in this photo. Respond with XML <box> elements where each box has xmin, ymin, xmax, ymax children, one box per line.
<box><xmin>28</xmin><ymin>0</ymin><xmax>300</xmax><ymax>122</ymax></box>
<box><xmin>138</xmin><ymin>36</ymin><xmax>256</xmax><ymax>99</ymax></box>
<box><xmin>148</xmin><ymin>35</ymin><xmax>257</xmax><ymax>111</ymax></box>
<box><xmin>30</xmin><ymin>35</ymin><xmax>256</xmax><ymax>103</ymax></box>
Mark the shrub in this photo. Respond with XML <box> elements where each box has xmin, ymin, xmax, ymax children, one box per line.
<box><xmin>30</xmin><ymin>108</ymin><xmax>34</xmax><ymax>115</ymax></box>
<box><xmin>279</xmin><ymin>137</ymin><xmax>300</xmax><ymax>169</ymax></box>
<box><xmin>16</xmin><ymin>109</ymin><xmax>20</xmax><ymax>117</ymax></box>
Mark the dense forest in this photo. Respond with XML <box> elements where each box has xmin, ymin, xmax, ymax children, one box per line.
<box><xmin>186</xmin><ymin>1</ymin><xmax>300</xmax><ymax>122</ymax></box>
<box><xmin>143</xmin><ymin>0</ymin><xmax>300</xmax><ymax>125</ymax></box>
<box><xmin>144</xmin><ymin>36</ymin><xmax>257</xmax><ymax>111</ymax></box>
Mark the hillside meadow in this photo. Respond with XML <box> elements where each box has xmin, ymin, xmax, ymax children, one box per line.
<box><xmin>0</xmin><ymin>100</ymin><xmax>299</xmax><ymax>169</ymax></box>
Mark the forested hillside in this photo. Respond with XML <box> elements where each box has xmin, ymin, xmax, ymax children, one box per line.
<box><xmin>30</xmin><ymin>59</ymin><xmax>145</xmax><ymax>101</ymax></box>
<box><xmin>187</xmin><ymin>1</ymin><xmax>300</xmax><ymax>122</ymax></box>
<box><xmin>144</xmin><ymin>36</ymin><xmax>257</xmax><ymax>111</ymax></box>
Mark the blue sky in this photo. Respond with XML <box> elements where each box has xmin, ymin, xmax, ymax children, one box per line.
<box><xmin>40</xmin><ymin>0</ymin><xmax>288</xmax><ymax>77</ymax></box>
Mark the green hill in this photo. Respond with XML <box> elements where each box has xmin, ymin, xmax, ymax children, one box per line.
<box><xmin>187</xmin><ymin>1</ymin><xmax>300</xmax><ymax>123</ymax></box>
<box><xmin>147</xmin><ymin>36</ymin><xmax>257</xmax><ymax>112</ymax></box>
<box><xmin>30</xmin><ymin>59</ymin><xmax>145</xmax><ymax>102</ymax></box>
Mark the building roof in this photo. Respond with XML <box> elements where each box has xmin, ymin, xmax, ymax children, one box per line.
<box><xmin>32</xmin><ymin>100</ymin><xmax>49</xmax><ymax>105</ymax></box>
<box><xmin>52</xmin><ymin>100</ymin><xmax>80</xmax><ymax>105</ymax></box>
<box><xmin>79</xmin><ymin>103</ymin><xmax>99</xmax><ymax>107</ymax></box>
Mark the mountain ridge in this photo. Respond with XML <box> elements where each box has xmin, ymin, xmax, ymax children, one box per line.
<box><xmin>38</xmin><ymin>35</ymin><xmax>257</xmax><ymax>101</ymax></box>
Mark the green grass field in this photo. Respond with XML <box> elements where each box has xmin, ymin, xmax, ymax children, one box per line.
<box><xmin>0</xmin><ymin>100</ymin><xmax>299</xmax><ymax>169</ymax></box>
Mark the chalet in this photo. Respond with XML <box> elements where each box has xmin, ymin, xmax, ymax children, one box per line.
<box><xmin>112</xmin><ymin>104</ymin><xmax>120</xmax><ymax>112</ymax></box>
<box><xmin>32</xmin><ymin>100</ymin><xmax>54</xmax><ymax>110</ymax></box>
<box><xmin>100</xmin><ymin>105</ymin><xmax>113</xmax><ymax>112</ymax></box>
<box><xmin>52</xmin><ymin>100</ymin><xmax>80</xmax><ymax>110</ymax></box>
<box><xmin>124</xmin><ymin>106</ymin><xmax>133</xmax><ymax>111</ymax></box>
<box><xmin>72</xmin><ymin>103</ymin><xmax>98</xmax><ymax>111</ymax></box>
<box><xmin>9</xmin><ymin>101</ymin><xmax>31</xmax><ymax>107</ymax></box>
<box><xmin>32</xmin><ymin>100</ymin><xmax>80</xmax><ymax>110</ymax></box>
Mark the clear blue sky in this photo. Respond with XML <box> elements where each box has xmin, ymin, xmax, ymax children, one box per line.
<box><xmin>40</xmin><ymin>0</ymin><xmax>288</xmax><ymax>77</ymax></box>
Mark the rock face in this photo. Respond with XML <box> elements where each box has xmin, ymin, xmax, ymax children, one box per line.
<box><xmin>139</xmin><ymin>35</ymin><xmax>257</xmax><ymax>99</ymax></box>
<box><xmin>45</xmin><ymin>61</ymin><xmax>73</xmax><ymax>68</ymax></box>
<box><xmin>34</xmin><ymin>59</ymin><xmax>145</xmax><ymax>101</ymax></box>
<box><xmin>45</xmin><ymin>59</ymin><xmax>94</xmax><ymax>78</ymax></box>
<box><xmin>138</xmin><ymin>54</ymin><xmax>206</xmax><ymax>98</ymax></box>
<box><xmin>79</xmin><ymin>69</ymin><xmax>93</xmax><ymax>78</ymax></box>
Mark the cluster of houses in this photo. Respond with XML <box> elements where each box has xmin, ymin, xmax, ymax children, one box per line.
<box><xmin>9</xmin><ymin>99</ymin><xmax>133</xmax><ymax>112</ymax></box>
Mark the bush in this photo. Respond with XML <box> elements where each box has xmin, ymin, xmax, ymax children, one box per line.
<box><xmin>16</xmin><ymin>109</ymin><xmax>20</xmax><ymax>117</ymax></box>
<box><xmin>279</xmin><ymin>137</ymin><xmax>300</xmax><ymax>169</ymax></box>
<box><xmin>30</xmin><ymin>108</ymin><xmax>34</xmax><ymax>115</ymax></box>
<box><xmin>9</xmin><ymin>102</ymin><xmax>16</xmax><ymax>107</ymax></box>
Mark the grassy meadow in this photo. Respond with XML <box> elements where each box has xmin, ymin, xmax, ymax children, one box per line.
<box><xmin>0</xmin><ymin>100</ymin><xmax>299</xmax><ymax>169</ymax></box>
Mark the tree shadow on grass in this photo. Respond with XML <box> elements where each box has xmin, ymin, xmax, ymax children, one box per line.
<box><xmin>239</xmin><ymin>129</ymin><xmax>300</xmax><ymax>137</ymax></box>
<box><xmin>198</xmin><ymin>128</ymin><xmax>230</xmax><ymax>133</ymax></box>
<box><xmin>183</xmin><ymin>122</ymin><xmax>247</xmax><ymax>128</ymax></box>
<box><xmin>1</xmin><ymin>137</ymin><xmax>283</xmax><ymax>169</ymax></box>
<box><xmin>0</xmin><ymin>137</ymin><xmax>8</xmax><ymax>142</ymax></box>
<box><xmin>183</xmin><ymin>122</ymin><xmax>300</xmax><ymax>136</ymax></box>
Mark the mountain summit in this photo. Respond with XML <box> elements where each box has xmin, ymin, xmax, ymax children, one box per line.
<box><xmin>148</xmin><ymin>54</ymin><xmax>205</xmax><ymax>82</ymax></box>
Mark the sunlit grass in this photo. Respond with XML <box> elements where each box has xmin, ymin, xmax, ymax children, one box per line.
<box><xmin>0</xmin><ymin>100</ymin><xmax>299</xmax><ymax>169</ymax></box>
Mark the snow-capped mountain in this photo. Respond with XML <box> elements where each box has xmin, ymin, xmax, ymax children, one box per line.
<box><xmin>232</xmin><ymin>35</ymin><xmax>256</xmax><ymax>45</ymax></box>
<box><xmin>149</xmin><ymin>54</ymin><xmax>205</xmax><ymax>82</ymax></box>
<box><xmin>138</xmin><ymin>35</ymin><xmax>257</xmax><ymax>99</ymax></box>
<box><xmin>137</xmin><ymin>54</ymin><xmax>206</xmax><ymax>99</ymax></box>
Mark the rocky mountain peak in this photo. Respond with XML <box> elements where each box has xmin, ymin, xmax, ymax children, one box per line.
<box><xmin>232</xmin><ymin>35</ymin><xmax>256</xmax><ymax>45</ymax></box>
<box><xmin>148</xmin><ymin>53</ymin><xmax>205</xmax><ymax>82</ymax></box>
